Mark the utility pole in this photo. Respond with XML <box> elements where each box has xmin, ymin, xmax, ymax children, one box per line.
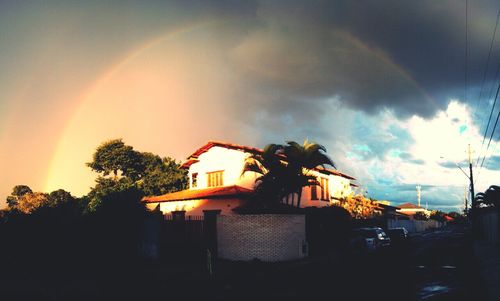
<box><xmin>416</xmin><ymin>184</ymin><xmax>421</xmax><ymax>207</ymax></box>
<box><xmin>464</xmin><ymin>186</ymin><xmax>468</xmax><ymax>215</ymax></box>
<box><xmin>468</xmin><ymin>144</ymin><xmax>475</xmax><ymax>210</ymax></box>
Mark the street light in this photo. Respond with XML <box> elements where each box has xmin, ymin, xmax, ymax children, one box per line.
<box><xmin>439</xmin><ymin>156</ymin><xmax>470</xmax><ymax>180</ymax></box>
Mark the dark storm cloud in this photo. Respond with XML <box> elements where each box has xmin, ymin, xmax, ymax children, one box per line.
<box><xmin>210</xmin><ymin>0</ymin><xmax>500</xmax><ymax>119</ymax></box>
<box><xmin>399</xmin><ymin>151</ymin><xmax>426</xmax><ymax>165</ymax></box>
<box><xmin>485</xmin><ymin>155</ymin><xmax>500</xmax><ymax>170</ymax></box>
<box><xmin>439</xmin><ymin>160</ymin><xmax>468</xmax><ymax>169</ymax></box>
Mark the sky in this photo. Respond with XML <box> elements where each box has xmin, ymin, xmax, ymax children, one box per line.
<box><xmin>1</xmin><ymin>0</ymin><xmax>500</xmax><ymax>212</ymax></box>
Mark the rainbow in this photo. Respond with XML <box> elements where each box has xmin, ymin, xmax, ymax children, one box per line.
<box><xmin>43</xmin><ymin>21</ymin><xmax>435</xmax><ymax>195</ymax></box>
<box><xmin>44</xmin><ymin>19</ymin><xmax>227</xmax><ymax>193</ymax></box>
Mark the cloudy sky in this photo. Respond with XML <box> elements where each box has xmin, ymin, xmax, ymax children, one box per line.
<box><xmin>1</xmin><ymin>0</ymin><xmax>500</xmax><ymax>211</ymax></box>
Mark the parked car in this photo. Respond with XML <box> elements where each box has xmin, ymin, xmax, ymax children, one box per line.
<box><xmin>349</xmin><ymin>227</ymin><xmax>391</xmax><ymax>252</ymax></box>
<box><xmin>387</xmin><ymin>227</ymin><xmax>409</xmax><ymax>247</ymax></box>
<box><xmin>386</xmin><ymin>227</ymin><xmax>409</xmax><ymax>242</ymax></box>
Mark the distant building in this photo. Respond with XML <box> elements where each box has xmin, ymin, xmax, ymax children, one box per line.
<box><xmin>142</xmin><ymin>141</ymin><xmax>356</xmax><ymax>215</ymax></box>
<box><xmin>396</xmin><ymin>202</ymin><xmax>430</xmax><ymax>217</ymax></box>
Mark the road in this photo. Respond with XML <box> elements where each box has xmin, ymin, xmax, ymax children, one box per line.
<box><xmin>212</xmin><ymin>224</ymin><xmax>488</xmax><ymax>301</ymax></box>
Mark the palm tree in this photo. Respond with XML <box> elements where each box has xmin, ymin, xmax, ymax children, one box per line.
<box><xmin>283</xmin><ymin>140</ymin><xmax>335</xmax><ymax>207</ymax></box>
<box><xmin>475</xmin><ymin>185</ymin><xmax>500</xmax><ymax>208</ymax></box>
<box><xmin>242</xmin><ymin>140</ymin><xmax>335</xmax><ymax>208</ymax></box>
<box><xmin>242</xmin><ymin>144</ymin><xmax>288</xmax><ymax>206</ymax></box>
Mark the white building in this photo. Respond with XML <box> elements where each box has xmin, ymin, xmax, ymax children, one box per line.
<box><xmin>142</xmin><ymin>141</ymin><xmax>356</xmax><ymax>215</ymax></box>
<box><xmin>396</xmin><ymin>202</ymin><xmax>431</xmax><ymax>218</ymax></box>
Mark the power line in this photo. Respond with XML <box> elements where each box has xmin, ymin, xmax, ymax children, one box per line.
<box><xmin>472</xmin><ymin>9</ymin><xmax>500</xmax><ymax>122</ymax></box>
<box><xmin>465</xmin><ymin>0</ymin><xmax>469</xmax><ymax>114</ymax></box>
<box><xmin>475</xmin><ymin>67</ymin><xmax>500</xmax><ymax>170</ymax></box>
<box><xmin>477</xmin><ymin>75</ymin><xmax>500</xmax><ymax>167</ymax></box>
<box><xmin>475</xmin><ymin>128</ymin><xmax>500</xmax><ymax>185</ymax></box>
<box><xmin>478</xmin><ymin>85</ymin><xmax>500</xmax><ymax>171</ymax></box>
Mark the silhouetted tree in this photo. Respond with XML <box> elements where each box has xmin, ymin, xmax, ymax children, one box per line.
<box><xmin>475</xmin><ymin>185</ymin><xmax>500</xmax><ymax>208</ymax></box>
<box><xmin>429</xmin><ymin>210</ymin><xmax>447</xmax><ymax>222</ymax></box>
<box><xmin>47</xmin><ymin>189</ymin><xmax>75</xmax><ymax>207</ymax></box>
<box><xmin>413</xmin><ymin>211</ymin><xmax>429</xmax><ymax>221</ymax></box>
<box><xmin>6</xmin><ymin>185</ymin><xmax>32</xmax><ymax>208</ymax></box>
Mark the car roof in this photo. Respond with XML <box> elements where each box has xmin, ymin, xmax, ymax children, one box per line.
<box><xmin>353</xmin><ymin>227</ymin><xmax>382</xmax><ymax>231</ymax></box>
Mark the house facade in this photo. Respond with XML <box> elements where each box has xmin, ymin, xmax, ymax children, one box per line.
<box><xmin>142</xmin><ymin>141</ymin><xmax>356</xmax><ymax>215</ymax></box>
<box><xmin>396</xmin><ymin>202</ymin><xmax>430</xmax><ymax>218</ymax></box>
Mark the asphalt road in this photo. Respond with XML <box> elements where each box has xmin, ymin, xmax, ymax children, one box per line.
<box><xmin>212</xmin><ymin>224</ymin><xmax>488</xmax><ymax>301</ymax></box>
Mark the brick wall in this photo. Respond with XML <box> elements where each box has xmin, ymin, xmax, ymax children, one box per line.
<box><xmin>217</xmin><ymin>214</ymin><xmax>307</xmax><ymax>262</ymax></box>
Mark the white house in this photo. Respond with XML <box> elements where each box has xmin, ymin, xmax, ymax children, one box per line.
<box><xmin>142</xmin><ymin>141</ymin><xmax>356</xmax><ymax>215</ymax></box>
<box><xmin>396</xmin><ymin>202</ymin><xmax>431</xmax><ymax>218</ymax></box>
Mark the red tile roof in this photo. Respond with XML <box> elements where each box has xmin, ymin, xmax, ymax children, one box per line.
<box><xmin>180</xmin><ymin>141</ymin><xmax>356</xmax><ymax>180</ymax></box>
<box><xmin>141</xmin><ymin>185</ymin><xmax>253</xmax><ymax>203</ymax></box>
<box><xmin>181</xmin><ymin>141</ymin><xmax>263</xmax><ymax>168</ymax></box>
<box><xmin>397</xmin><ymin>202</ymin><xmax>425</xmax><ymax>209</ymax></box>
<box><xmin>314</xmin><ymin>166</ymin><xmax>356</xmax><ymax>180</ymax></box>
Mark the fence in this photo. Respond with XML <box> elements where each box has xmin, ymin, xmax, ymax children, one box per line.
<box><xmin>387</xmin><ymin>219</ymin><xmax>443</xmax><ymax>233</ymax></box>
<box><xmin>141</xmin><ymin>210</ymin><xmax>219</xmax><ymax>263</ymax></box>
<box><xmin>476</xmin><ymin>209</ymin><xmax>499</xmax><ymax>244</ymax></box>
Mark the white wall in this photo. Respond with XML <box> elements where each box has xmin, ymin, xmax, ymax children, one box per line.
<box><xmin>187</xmin><ymin>146</ymin><xmax>353</xmax><ymax>209</ymax></box>
<box><xmin>387</xmin><ymin>219</ymin><xmax>443</xmax><ymax>233</ymax></box>
<box><xmin>188</xmin><ymin>146</ymin><xmax>258</xmax><ymax>190</ymax></box>
<box><xmin>287</xmin><ymin>172</ymin><xmax>353</xmax><ymax>208</ymax></box>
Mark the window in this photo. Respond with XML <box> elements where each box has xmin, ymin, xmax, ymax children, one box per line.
<box><xmin>191</xmin><ymin>173</ymin><xmax>198</xmax><ymax>188</ymax></box>
<box><xmin>207</xmin><ymin>171</ymin><xmax>224</xmax><ymax>187</ymax></box>
<box><xmin>311</xmin><ymin>185</ymin><xmax>318</xmax><ymax>200</ymax></box>
<box><xmin>320</xmin><ymin>178</ymin><xmax>329</xmax><ymax>201</ymax></box>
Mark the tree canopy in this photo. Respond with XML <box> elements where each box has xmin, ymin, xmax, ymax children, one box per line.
<box><xmin>86</xmin><ymin>139</ymin><xmax>143</xmax><ymax>180</ymax></box>
<box><xmin>85</xmin><ymin>139</ymin><xmax>188</xmax><ymax>212</ymax></box>
<box><xmin>429</xmin><ymin>210</ymin><xmax>447</xmax><ymax>222</ymax></box>
<box><xmin>6</xmin><ymin>185</ymin><xmax>33</xmax><ymax>208</ymax></box>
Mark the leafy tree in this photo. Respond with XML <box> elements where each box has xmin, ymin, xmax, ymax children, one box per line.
<box><xmin>243</xmin><ymin>140</ymin><xmax>335</xmax><ymax>208</ymax></box>
<box><xmin>86</xmin><ymin>177</ymin><xmax>137</xmax><ymax>213</ymax></box>
<box><xmin>85</xmin><ymin>139</ymin><xmax>188</xmax><ymax>213</ymax></box>
<box><xmin>413</xmin><ymin>211</ymin><xmax>429</xmax><ymax>221</ymax></box>
<box><xmin>337</xmin><ymin>195</ymin><xmax>380</xmax><ymax>219</ymax></box>
<box><xmin>47</xmin><ymin>189</ymin><xmax>76</xmax><ymax>207</ymax></box>
<box><xmin>86</xmin><ymin>139</ymin><xmax>143</xmax><ymax>180</ymax></box>
<box><xmin>429</xmin><ymin>210</ymin><xmax>447</xmax><ymax>222</ymax></box>
<box><xmin>6</xmin><ymin>185</ymin><xmax>32</xmax><ymax>208</ymax></box>
<box><xmin>448</xmin><ymin>211</ymin><xmax>466</xmax><ymax>224</ymax></box>
<box><xmin>138</xmin><ymin>154</ymin><xmax>188</xmax><ymax>196</ymax></box>
<box><xmin>15</xmin><ymin>192</ymin><xmax>50</xmax><ymax>214</ymax></box>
